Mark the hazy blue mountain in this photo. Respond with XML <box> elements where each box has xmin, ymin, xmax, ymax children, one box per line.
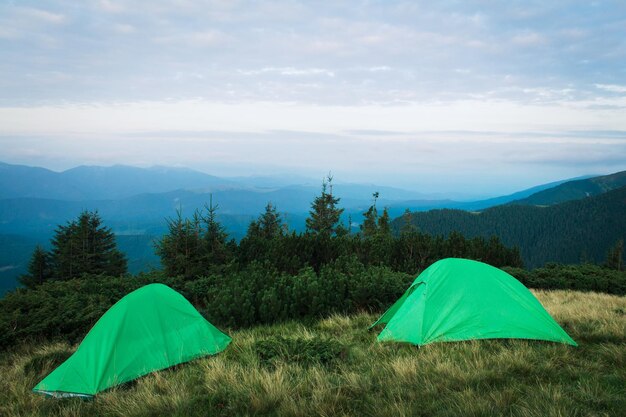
<box><xmin>0</xmin><ymin>162</ymin><xmax>83</xmax><ymax>200</ymax></box>
<box><xmin>508</xmin><ymin>170</ymin><xmax>626</xmax><ymax>206</ymax></box>
<box><xmin>0</xmin><ymin>162</ymin><xmax>239</xmax><ymax>200</ymax></box>
<box><xmin>224</xmin><ymin>174</ymin><xmax>319</xmax><ymax>188</ymax></box>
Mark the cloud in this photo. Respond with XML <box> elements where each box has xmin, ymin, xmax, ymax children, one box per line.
<box><xmin>97</xmin><ymin>0</ymin><xmax>126</xmax><ymax>13</ymax></box>
<box><xmin>511</xmin><ymin>32</ymin><xmax>546</xmax><ymax>46</ymax></box>
<box><xmin>154</xmin><ymin>30</ymin><xmax>228</xmax><ymax>47</ymax></box>
<box><xmin>18</xmin><ymin>7</ymin><xmax>66</xmax><ymax>24</ymax></box>
<box><xmin>238</xmin><ymin>67</ymin><xmax>335</xmax><ymax>77</ymax></box>
<box><xmin>113</xmin><ymin>23</ymin><xmax>136</xmax><ymax>34</ymax></box>
<box><xmin>0</xmin><ymin>1</ymin><xmax>625</xmax><ymax>193</ymax></box>
<box><xmin>595</xmin><ymin>84</ymin><xmax>626</xmax><ymax>94</ymax></box>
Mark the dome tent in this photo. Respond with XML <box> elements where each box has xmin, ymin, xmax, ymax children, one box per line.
<box><xmin>33</xmin><ymin>284</ymin><xmax>231</xmax><ymax>398</ymax></box>
<box><xmin>371</xmin><ymin>258</ymin><xmax>576</xmax><ymax>346</ymax></box>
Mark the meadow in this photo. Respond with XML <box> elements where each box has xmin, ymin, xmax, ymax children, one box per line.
<box><xmin>1</xmin><ymin>289</ymin><xmax>625</xmax><ymax>417</ymax></box>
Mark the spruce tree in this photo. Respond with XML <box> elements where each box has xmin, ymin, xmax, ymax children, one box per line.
<box><xmin>19</xmin><ymin>245</ymin><xmax>52</xmax><ymax>288</ymax></box>
<box><xmin>400</xmin><ymin>208</ymin><xmax>417</xmax><ymax>235</ymax></box>
<box><xmin>202</xmin><ymin>196</ymin><xmax>231</xmax><ymax>267</ymax></box>
<box><xmin>257</xmin><ymin>202</ymin><xmax>284</xmax><ymax>239</ymax></box>
<box><xmin>606</xmin><ymin>239</ymin><xmax>624</xmax><ymax>271</ymax></box>
<box><xmin>49</xmin><ymin>211</ymin><xmax>127</xmax><ymax>280</ymax></box>
<box><xmin>305</xmin><ymin>174</ymin><xmax>344</xmax><ymax>236</ymax></box>
<box><xmin>361</xmin><ymin>192</ymin><xmax>380</xmax><ymax>238</ymax></box>
<box><xmin>377</xmin><ymin>207</ymin><xmax>392</xmax><ymax>238</ymax></box>
<box><xmin>155</xmin><ymin>209</ymin><xmax>204</xmax><ymax>277</ymax></box>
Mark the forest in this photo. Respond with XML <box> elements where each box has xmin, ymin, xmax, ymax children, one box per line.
<box><xmin>397</xmin><ymin>185</ymin><xmax>626</xmax><ymax>267</ymax></box>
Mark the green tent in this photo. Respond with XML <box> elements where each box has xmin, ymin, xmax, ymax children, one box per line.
<box><xmin>33</xmin><ymin>284</ymin><xmax>231</xmax><ymax>398</ymax></box>
<box><xmin>371</xmin><ymin>258</ymin><xmax>576</xmax><ymax>346</ymax></box>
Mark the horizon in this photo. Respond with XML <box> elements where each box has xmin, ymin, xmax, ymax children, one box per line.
<box><xmin>1</xmin><ymin>1</ymin><xmax>626</xmax><ymax>195</ymax></box>
<box><xmin>1</xmin><ymin>159</ymin><xmax>618</xmax><ymax>201</ymax></box>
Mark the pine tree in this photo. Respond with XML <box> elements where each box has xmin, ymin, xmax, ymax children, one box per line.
<box><xmin>155</xmin><ymin>209</ymin><xmax>204</xmax><ymax>277</ymax></box>
<box><xmin>305</xmin><ymin>174</ymin><xmax>344</xmax><ymax>236</ymax></box>
<box><xmin>606</xmin><ymin>239</ymin><xmax>624</xmax><ymax>271</ymax></box>
<box><xmin>19</xmin><ymin>245</ymin><xmax>52</xmax><ymax>288</ymax></box>
<box><xmin>156</xmin><ymin>197</ymin><xmax>232</xmax><ymax>278</ymax></box>
<box><xmin>400</xmin><ymin>208</ymin><xmax>417</xmax><ymax>235</ymax></box>
<box><xmin>49</xmin><ymin>211</ymin><xmax>127</xmax><ymax>280</ymax></box>
<box><xmin>257</xmin><ymin>202</ymin><xmax>285</xmax><ymax>239</ymax></box>
<box><xmin>201</xmin><ymin>195</ymin><xmax>232</xmax><ymax>267</ymax></box>
<box><xmin>360</xmin><ymin>192</ymin><xmax>379</xmax><ymax>238</ymax></box>
<box><xmin>377</xmin><ymin>207</ymin><xmax>392</xmax><ymax>238</ymax></box>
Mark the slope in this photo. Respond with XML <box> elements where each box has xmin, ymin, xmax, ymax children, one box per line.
<box><xmin>394</xmin><ymin>185</ymin><xmax>626</xmax><ymax>268</ymax></box>
<box><xmin>509</xmin><ymin>170</ymin><xmax>626</xmax><ymax>206</ymax></box>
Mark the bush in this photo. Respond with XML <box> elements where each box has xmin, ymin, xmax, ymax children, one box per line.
<box><xmin>503</xmin><ymin>264</ymin><xmax>626</xmax><ymax>295</ymax></box>
<box><xmin>0</xmin><ymin>260</ymin><xmax>412</xmax><ymax>350</ymax></box>
<box><xmin>3</xmin><ymin>259</ymin><xmax>624</xmax><ymax>351</ymax></box>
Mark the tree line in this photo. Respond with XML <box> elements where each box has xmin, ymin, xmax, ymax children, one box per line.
<box><xmin>19</xmin><ymin>175</ymin><xmax>523</xmax><ymax>287</ymax></box>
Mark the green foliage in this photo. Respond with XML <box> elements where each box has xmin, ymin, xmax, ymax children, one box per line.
<box><xmin>18</xmin><ymin>246</ymin><xmax>51</xmax><ymax>289</ymax></box>
<box><xmin>5</xmin><ymin>260</ymin><xmax>623</xmax><ymax>351</ymax></box>
<box><xmin>0</xmin><ymin>273</ymin><xmax>184</xmax><ymax>349</ymax></box>
<box><xmin>252</xmin><ymin>336</ymin><xmax>346</xmax><ymax>368</ymax></box>
<box><xmin>396</xmin><ymin>186</ymin><xmax>626</xmax><ymax>267</ymax></box>
<box><xmin>377</xmin><ymin>207</ymin><xmax>392</xmax><ymax>238</ymax></box>
<box><xmin>48</xmin><ymin>211</ymin><xmax>127</xmax><ymax>281</ymax></box>
<box><xmin>16</xmin><ymin>211</ymin><xmax>127</xmax><ymax>288</ymax></box>
<box><xmin>306</xmin><ymin>174</ymin><xmax>345</xmax><ymax>236</ymax></box>
<box><xmin>155</xmin><ymin>199</ymin><xmax>234</xmax><ymax>279</ymax></box>
<box><xmin>0</xmin><ymin>262</ymin><xmax>412</xmax><ymax>349</ymax></box>
<box><xmin>605</xmin><ymin>239</ymin><xmax>624</xmax><ymax>271</ymax></box>
<box><xmin>503</xmin><ymin>263</ymin><xmax>626</xmax><ymax>295</ymax></box>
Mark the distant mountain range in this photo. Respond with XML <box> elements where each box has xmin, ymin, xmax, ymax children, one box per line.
<box><xmin>0</xmin><ymin>162</ymin><xmax>238</xmax><ymax>200</ymax></box>
<box><xmin>0</xmin><ymin>161</ymin><xmax>624</xmax><ymax>295</ymax></box>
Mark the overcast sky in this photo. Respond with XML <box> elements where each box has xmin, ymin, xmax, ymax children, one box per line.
<box><xmin>1</xmin><ymin>0</ymin><xmax>626</xmax><ymax>196</ymax></box>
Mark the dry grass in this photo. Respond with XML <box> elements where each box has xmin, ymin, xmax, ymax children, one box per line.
<box><xmin>1</xmin><ymin>289</ymin><xmax>625</xmax><ymax>416</ymax></box>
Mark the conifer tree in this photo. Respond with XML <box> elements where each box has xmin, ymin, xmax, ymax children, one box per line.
<box><xmin>202</xmin><ymin>196</ymin><xmax>231</xmax><ymax>266</ymax></box>
<box><xmin>360</xmin><ymin>192</ymin><xmax>379</xmax><ymax>238</ymax></box>
<box><xmin>257</xmin><ymin>202</ymin><xmax>284</xmax><ymax>239</ymax></box>
<box><xmin>156</xmin><ymin>197</ymin><xmax>232</xmax><ymax>278</ymax></box>
<box><xmin>155</xmin><ymin>209</ymin><xmax>204</xmax><ymax>277</ymax></box>
<box><xmin>377</xmin><ymin>207</ymin><xmax>392</xmax><ymax>238</ymax></box>
<box><xmin>400</xmin><ymin>208</ymin><xmax>418</xmax><ymax>235</ymax></box>
<box><xmin>19</xmin><ymin>245</ymin><xmax>52</xmax><ymax>288</ymax></box>
<box><xmin>305</xmin><ymin>174</ymin><xmax>344</xmax><ymax>236</ymax></box>
<box><xmin>49</xmin><ymin>211</ymin><xmax>127</xmax><ymax>280</ymax></box>
<box><xmin>606</xmin><ymin>239</ymin><xmax>624</xmax><ymax>271</ymax></box>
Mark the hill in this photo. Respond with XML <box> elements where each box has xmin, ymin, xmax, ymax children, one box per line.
<box><xmin>1</xmin><ymin>290</ymin><xmax>624</xmax><ymax>416</ymax></box>
<box><xmin>0</xmin><ymin>162</ymin><xmax>238</xmax><ymax>200</ymax></box>
<box><xmin>384</xmin><ymin>175</ymin><xmax>594</xmax><ymax>215</ymax></box>
<box><xmin>509</xmin><ymin>170</ymin><xmax>626</xmax><ymax>206</ymax></box>
<box><xmin>395</xmin><ymin>185</ymin><xmax>626</xmax><ymax>268</ymax></box>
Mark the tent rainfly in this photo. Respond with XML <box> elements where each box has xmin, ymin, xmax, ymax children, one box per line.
<box><xmin>33</xmin><ymin>284</ymin><xmax>231</xmax><ymax>398</ymax></box>
<box><xmin>371</xmin><ymin>258</ymin><xmax>577</xmax><ymax>346</ymax></box>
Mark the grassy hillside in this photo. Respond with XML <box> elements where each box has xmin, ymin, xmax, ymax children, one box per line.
<box><xmin>1</xmin><ymin>289</ymin><xmax>624</xmax><ymax>417</ymax></box>
<box><xmin>395</xmin><ymin>185</ymin><xmax>626</xmax><ymax>268</ymax></box>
